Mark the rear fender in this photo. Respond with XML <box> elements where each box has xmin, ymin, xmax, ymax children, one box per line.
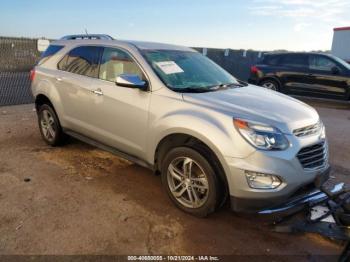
<box><xmin>33</xmin><ymin>71</ymin><xmax>66</xmax><ymax>126</ymax></box>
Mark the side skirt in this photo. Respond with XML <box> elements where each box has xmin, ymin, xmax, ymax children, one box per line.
<box><xmin>64</xmin><ymin>129</ymin><xmax>154</xmax><ymax>170</ymax></box>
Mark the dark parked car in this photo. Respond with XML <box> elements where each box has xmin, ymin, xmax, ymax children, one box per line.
<box><xmin>248</xmin><ymin>52</ymin><xmax>350</xmax><ymax>100</ymax></box>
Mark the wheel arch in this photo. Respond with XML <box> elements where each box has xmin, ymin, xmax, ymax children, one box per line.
<box><xmin>154</xmin><ymin>133</ymin><xmax>229</xmax><ymax>204</ymax></box>
<box><xmin>34</xmin><ymin>94</ymin><xmax>65</xmax><ymax>130</ymax></box>
<box><xmin>33</xmin><ymin>89</ymin><xmax>67</xmax><ymax>128</ymax></box>
<box><xmin>32</xmin><ymin>76</ymin><xmax>65</xmax><ymax>124</ymax></box>
<box><xmin>35</xmin><ymin>94</ymin><xmax>55</xmax><ymax>112</ymax></box>
<box><xmin>259</xmin><ymin>76</ymin><xmax>282</xmax><ymax>90</ymax></box>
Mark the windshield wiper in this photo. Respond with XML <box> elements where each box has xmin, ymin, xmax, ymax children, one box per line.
<box><xmin>205</xmin><ymin>82</ymin><xmax>245</xmax><ymax>91</ymax></box>
<box><xmin>170</xmin><ymin>81</ymin><xmax>246</xmax><ymax>93</ymax></box>
<box><xmin>170</xmin><ymin>87</ymin><xmax>214</xmax><ymax>93</ymax></box>
<box><xmin>220</xmin><ymin>82</ymin><xmax>245</xmax><ymax>88</ymax></box>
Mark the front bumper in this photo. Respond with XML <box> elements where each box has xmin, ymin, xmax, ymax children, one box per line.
<box><xmin>230</xmin><ymin>165</ymin><xmax>330</xmax><ymax>212</ymax></box>
<box><xmin>225</xmin><ymin>133</ymin><xmax>329</xmax><ymax>212</ymax></box>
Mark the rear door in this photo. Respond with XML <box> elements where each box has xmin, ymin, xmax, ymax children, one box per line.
<box><xmin>55</xmin><ymin>45</ymin><xmax>104</xmax><ymax>137</ymax></box>
<box><xmin>278</xmin><ymin>54</ymin><xmax>312</xmax><ymax>94</ymax></box>
<box><xmin>307</xmin><ymin>54</ymin><xmax>349</xmax><ymax>99</ymax></box>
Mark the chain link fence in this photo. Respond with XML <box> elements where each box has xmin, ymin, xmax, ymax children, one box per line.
<box><xmin>0</xmin><ymin>37</ymin><xmax>41</xmax><ymax>106</ymax></box>
<box><xmin>0</xmin><ymin>37</ymin><xmax>41</xmax><ymax>72</ymax></box>
<box><xmin>0</xmin><ymin>72</ymin><xmax>33</xmax><ymax>106</ymax></box>
<box><xmin>193</xmin><ymin>48</ymin><xmax>262</xmax><ymax>82</ymax></box>
<box><xmin>0</xmin><ymin>36</ymin><xmax>263</xmax><ymax>106</ymax></box>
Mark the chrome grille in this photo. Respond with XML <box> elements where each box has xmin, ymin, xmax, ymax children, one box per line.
<box><xmin>297</xmin><ymin>141</ymin><xmax>328</xmax><ymax>170</ymax></box>
<box><xmin>293</xmin><ymin>122</ymin><xmax>321</xmax><ymax>137</ymax></box>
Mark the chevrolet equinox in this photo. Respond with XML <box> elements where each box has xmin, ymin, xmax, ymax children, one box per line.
<box><xmin>31</xmin><ymin>34</ymin><xmax>330</xmax><ymax>217</ymax></box>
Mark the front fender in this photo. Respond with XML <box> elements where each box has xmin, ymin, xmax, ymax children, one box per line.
<box><xmin>146</xmin><ymin>109</ymin><xmax>255</xmax><ymax>172</ymax></box>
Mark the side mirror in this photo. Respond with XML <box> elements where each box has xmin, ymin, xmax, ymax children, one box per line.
<box><xmin>116</xmin><ymin>74</ymin><xmax>148</xmax><ymax>89</ymax></box>
<box><xmin>331</xmin><ymin>66</ymin><xmax>340</xmax><ymax>75</ymax></box>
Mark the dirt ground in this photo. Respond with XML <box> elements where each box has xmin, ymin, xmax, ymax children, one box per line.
<box><xmin>0</xmin><ymin>99</ymin><xmax>350</xmax><ymax>260</ymax></box>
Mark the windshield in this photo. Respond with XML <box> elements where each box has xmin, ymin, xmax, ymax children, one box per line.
<box><xmin>142</xmin><ymin>49</ymin><xmax>239</xmax><ymax>91</ymax></box>
<box><xmin>330</xmin><ymin>55</ymin><xmax>350</xmax><ymax>70</ymax></box>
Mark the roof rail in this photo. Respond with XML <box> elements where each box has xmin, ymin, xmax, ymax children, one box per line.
<box><xmin>60</xmin><ymin>34</ymin><xmax>114</xmax><ymax>40</ymax></box>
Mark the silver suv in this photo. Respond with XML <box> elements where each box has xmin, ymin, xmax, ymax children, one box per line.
<box><xmin>31</xmin><ymin>34</ymin><xmax>330</xmax><ymax>217</ymax></box>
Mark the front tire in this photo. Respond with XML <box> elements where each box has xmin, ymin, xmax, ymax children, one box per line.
<box><xmin>38</xmin><ymin>104</ymin><xmax>66</xmax><ymax>146</ymax></box>
<box><xmin>161</xmin><ymin>147</ymin><xmax>220</xmax><ymax>217</ymax></box>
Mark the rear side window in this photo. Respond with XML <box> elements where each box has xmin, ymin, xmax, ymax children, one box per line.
<box><xmin>262</xmin><ymin>55</ymin><xmax>281</xmax><ymax>66</ymax></box>
<box><xmin>280</xmin><ymin>54</ymin><xmax>308</xmax><ymax>68</ymax></box>
<box><xmin>58</xmin><ymin>46</ymin><xmax>103</xmax><ymax>78</ymax></box>
<box><xmin>38</xmin><ymin>45</ymin><xmax>64</xmax><ymax>65</ymax></box>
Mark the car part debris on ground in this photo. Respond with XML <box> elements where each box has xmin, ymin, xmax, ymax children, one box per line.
<box><xmin>260</xmin><ymin>181</ymin><xmax>350</xmax><ymax>261</ymax></box>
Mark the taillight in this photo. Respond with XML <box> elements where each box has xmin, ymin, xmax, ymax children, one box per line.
<box><xmin>250</xmin><ymin>66</ymin><xmax>259</xmax><ymax>74</ymax></box>
<box><xmin>30</xmin><ymin>69</ymin><xmax>36</xmax><ymax>82</ymax></box>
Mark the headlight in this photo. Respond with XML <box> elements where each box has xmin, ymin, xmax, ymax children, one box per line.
<box><xmin>245</xmin><ymin>171</ymin><xmax>282</xmax><ymax>189</ymax></box>
<box><xmin>233</xmin><ymin>119</ymin><xmax>289</xmax><ymax>150</ymax></box>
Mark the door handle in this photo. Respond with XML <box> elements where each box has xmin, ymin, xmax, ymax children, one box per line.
<box><xmin>92</xmin><ymin>88</ymin><xmax>103</xmax><ymax>96</ymax></box>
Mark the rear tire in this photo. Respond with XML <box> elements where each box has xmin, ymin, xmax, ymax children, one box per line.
<box><xmin>37</xmin><ymin>104</ymin><xmax>67</xmax><ymax>146</ymax></box>
<box><xmin>260</xmin><ymin>79</ymin><xmax>279</xmax><ymax>91</ymax></box>
<box><xmin>161</xmin><ymin>147</ymin><xmax>220</xmax><ymax>217</ymax></box>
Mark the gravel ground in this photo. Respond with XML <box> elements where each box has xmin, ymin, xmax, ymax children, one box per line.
<box><xmin>0</xmin><ymin>100</ymin><xmax>349</xmax><ymax>260</ymax></box>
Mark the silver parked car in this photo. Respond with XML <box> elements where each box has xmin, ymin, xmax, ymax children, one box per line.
<box><xmin>31</xmin><ymin>34</ymin><xmax>330</xmax><ymax>217</ymax></box>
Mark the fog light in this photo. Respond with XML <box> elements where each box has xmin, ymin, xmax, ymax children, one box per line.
<box><xmin>245</xmin><ymin>171</ymin><xmax>282</xmax><ymax>189</ymax></box>
<box><xmin>320</xmin><ymin>121</ymin><xmax>326</xmax><ymax>140</ymax></box>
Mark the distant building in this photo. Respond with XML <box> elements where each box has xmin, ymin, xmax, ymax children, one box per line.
<box><xmin>331</xmin><ymin>27</ymin><xmax>350</xmax><ymax>63</ymax></box>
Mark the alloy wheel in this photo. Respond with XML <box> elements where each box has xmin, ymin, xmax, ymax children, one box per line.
<box><xmin>40</xmin><ymin>109</ymin><xmax>56</xmax><ymax>142</ymax></box>
<box><xmin>167</xmin><ymin>157</ymin><xmax>209</xmax><ymax>209</ymax></box>
<box><xmin>262</xmin><ymin>81</ymin><xmax>277</xmax><ymax>91</ymax></box>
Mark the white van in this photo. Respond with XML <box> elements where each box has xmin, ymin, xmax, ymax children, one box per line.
<box><xmin>332</xmin><ymin>27</ymin><xmax>350</xmax><ymax>63</ymax></box>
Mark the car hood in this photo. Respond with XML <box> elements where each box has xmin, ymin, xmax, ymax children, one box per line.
<box><xmin>182</xmin><ymin>85</ymin><xmax>319</xmax><ymax>134</ymax></box>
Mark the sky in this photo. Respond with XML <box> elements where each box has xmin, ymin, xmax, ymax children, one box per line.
<box><xmin>0</xmin><ymin>0</ymin><xmax>349</xmax><ymax>51</ymax></box>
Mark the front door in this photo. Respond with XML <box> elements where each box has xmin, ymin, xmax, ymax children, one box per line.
<box><xmin>307</xmin><ymin>54</ymin><xmax>349</xmax><ymax>99</ymax></box>
<box><xmin>87</xmin><ymin>47</ymin><xmax>151</xmax><ymax>159</ymax></box>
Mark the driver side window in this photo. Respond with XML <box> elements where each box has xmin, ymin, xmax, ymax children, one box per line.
<box><xmin>309</xmin><ymin>55</ymin><xmax>337</xmax><ymax>71</ymax></box>
<box><xmin>99</xmin><ymin>47</ymin><xmax>144</xmax><ymax>82</ymax></box>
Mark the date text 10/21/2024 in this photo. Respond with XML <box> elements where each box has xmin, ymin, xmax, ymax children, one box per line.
<box><xmin>127</xmin><ymin>256</ymin><xmax>220</xmax><ymax>261</ymax></box>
